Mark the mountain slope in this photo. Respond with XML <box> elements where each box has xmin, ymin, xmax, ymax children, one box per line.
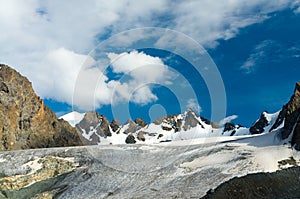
<box><xmin>61</xmin><ymin>109</ymin><xmax>224</xmax><ymax>145</ymax></box>
<box><xmin>201</xmin><ymin>166</ymin><xmax>300</xmax><ymax>199</ymax></box>
<box><xmin>0</xmin><ymin>64</ymin><xmax>82</xmax><ymax>151</ymax></box>
<box><xmin>58</xmin><ymin>82</ymin><xmax>300</xmax><ymax>149</ymax></box>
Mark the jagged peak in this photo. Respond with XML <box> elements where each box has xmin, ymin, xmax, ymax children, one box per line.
<box><xmin>0</xmin><ymin>64</ymin><xmax>82</xmax><ymax>151</ymax></box>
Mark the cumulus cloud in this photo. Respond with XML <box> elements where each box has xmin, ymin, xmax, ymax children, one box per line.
<box><xmin>105</xmin><ymin>51</ymin><xmax>174</xmax><ymax>106</ymax></box>
<box><xmin>71</xmin><ymin>50</ymin><xmax>175</xmax><ymax>110</ymax></box>
<box><xmin>219</xmin><ymin>115</ymin><xmax>238</xmax><ymax>126</ymax></box>
<box><xmin>0</xmin><ymin>0</ymin><xmax>298</xmax><ymax>108</ymax></box>
<box><xmin>186</xmin><ymin>99</ymin><xmax>202</xmax><ymax>113</ymax></box>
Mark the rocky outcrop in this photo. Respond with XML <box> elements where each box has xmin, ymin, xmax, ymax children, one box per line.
<box><xmin>293</xmin><ymin>121</ymin><xmax>300</xmax><ymax>150</ymax></box>
<box><xmin>137</xmin><ymin>131</ymin><xmax>146</xmax><ymax>141</ymax></box>
<box><xmin>75</xmin><ymin>111</ymin><xmax>112</xmax><ymax>144</ymax></box>
<box><xmin>282</xmin><ymin>83</ymin><xmax>300</xmax><ymax>138</ymax></box>
<box><xmin>154</xmin><ymin>109</ymin><xmax>212</xmax><ymax>133</ymax></box>
<box><xmin>223</xmin><ymin>122</ymin><xmax>235</xmax><ymax>132</ymax></box>
<box><xmin>125</xmin><ymin>134</ymin><xmax>136</xmax><ymax>144</ymax></box>
<box><xmin>0</xmin><ymin>64</ymin><xmax>82</xmax><ymax>151</ymax></box>
<box><xmin>267</xmin><ymin>83</ymin><xmax>300</xmax><ymax>149</ymax></box>
<box><xmin>123</xmin><ymin>119</ymin><xmax>140</xmax><ymax>134</ymax></box>
<box><xmin>110</xmin><ymin>119</ymin><xmax>120</xmax><ymax>133</ymax></box>
<box><xmin>134</xmin><ymin>118</ymin><xmax>147</xmax><ymax>127</ymax></box>
<box><xmin>249</xmin><ymin>112</ymin><xmax>269</xmax><ymax>134</ymax></box>
<box><xmin>282</xmin><ymin>83</ymin><xmax>300</xmax><ymax>149</ymax></box>
<box><xmin>155</xmin><ymin>114</ymin><xmax>182</xmax><ymax>132</ymax></box>
<box><xmin>183</xmin><ymin>110</ymin><xmax>204</xmax><ymax>130</ymax></box>
<box><xmin>201</xmin><ymin>166</ymin><xmax>300</xmax><ymax>199</ymax></box>
<box><xmin>269</xmin><ymin>106</ymin><xmax>286</xmax><ymax>132</ymax></box>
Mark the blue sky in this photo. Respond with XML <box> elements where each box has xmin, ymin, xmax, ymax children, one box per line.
<box><xmin>1</xmin><ymin>1</ymin><xmax>300</xmax><ymax>126</ymax></box>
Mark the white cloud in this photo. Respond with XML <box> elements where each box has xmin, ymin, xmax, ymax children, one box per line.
<box><xmin>186</xmin><ymin>99</ymin><xmax>202</xmax><ymax>113</ymax></box>
<box><xmin>108</xmin><ymin>50</ymin><xmax>164</xmax><ymax>74</ymax></box>
<box><xmin>240</xmin><ymin>40</ymin><xmax>273</xmax><ymax>73</ymax></box>
<box><xmin>171</xmin><ymin>0</ymin><xmax>294</xmax><ymax>47</ymax></box>
<box><xmin>70</xmin><ymin>50</ymin><xmax>175</xmax><ymax>110</ymax></box>
<box><xmin>295</xmin><ymin>6</ymin><xmax>300</xmax><ymax>13</ymax></box>
<box><xmin>292</xmin><ymin>1</ymin><xmax>300</xmax><ymax>13</ymax></box>
<box><xmin>219</xmin><ymin>115</ymin><xmax>238</xmax><ymax>126</ymax></box>
<box><xmin>0</xmin><ymin>0</ymin><xmax>298</xmax><ymax>109</ymax></box>
<box><xmin>106</xmin><ymin>51</ymin><xmax>174</xmax><ymax>105</ymax></box>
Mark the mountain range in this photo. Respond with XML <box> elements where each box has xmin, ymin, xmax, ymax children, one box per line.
<box><xmin>61</xmin><ymin>82</ymin><xmax>300</xmax><ymax>150</ymax></box>
<box><xmin>0</xmin><ymin>64</ymin><xmax>300</xmax><ymax>198</ymax></box>
<box><xmin>1</xmin><ymin>64</ymin><xmax>300</xmax><ymax>151</ymax></box>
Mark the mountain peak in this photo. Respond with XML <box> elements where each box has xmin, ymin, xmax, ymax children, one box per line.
<box><xmin>0</xmin><ymin>64</ymin><xmax>82</xmax><ymax>151</ymax></box>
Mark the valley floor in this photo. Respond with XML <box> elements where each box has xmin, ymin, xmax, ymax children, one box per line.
<box><xmin>0</xmin><ymin>132</ymin><xmax>299</xmax><ymax>199</ymax></box>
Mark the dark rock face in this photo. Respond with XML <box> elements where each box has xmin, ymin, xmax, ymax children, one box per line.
<box><xmin>249</xmin><ymin>112</ymin><xmax>269</xmax><ymax>134</ymax></box>
<box><xmin>125</xmin><ymin>134</ymin><xmax>136</xmax><ymax>144</ymax></box>
<box><xmin>110</xmin><ymin>119</ymin><xmax>120</xmax><ymax>133</ymax></box>
<box><xmin>223</xmin><ymin>123</ymin><xmax>235</xmax><ymax>132</ymax></box>
<box><xmin>269</xmin><ymin>105</ymin><xmax>286</xmax><ymax>132</ymax></box>
<box><xmin>267</xmin><ymin>83</ymin><xmax>300</xmax><ymax>149</ymax></box>
<box><xmin>100</xmin><ymin>115</ymin><xmax>111</xmax><ymax>137</ymax></box>
<box><xmin>0</xmin><ymin>64</ymin><xmax>82</xmax><ymax>151</ymax></box>
<box><xmin>293</xmin><ymin>121</ymin><xmax>300</xmax><ymax>150</ymax></box>
<box><xmin>284</xmin><ymin>83</ymin><xmax>300</xmax><ymax>150</ymax></box>
<box><xmin>201</xmin><ymin>167</ymin><xmax>300</xmax><ymax>199</ymax></box>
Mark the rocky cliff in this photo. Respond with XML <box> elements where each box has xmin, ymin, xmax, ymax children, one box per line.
<box><xmin>283</xmin><ymin>83</ymin><xmax>300</xmax><ymax>150</ymax></box>
<box><xmin>267</xmin><ymin>83</ymin><xmax>300</xmax><ymax>149</ymax></box>
<box><xmin>0</xmin><ymin>64</ymin><xmax>82</xmax><ymax>151</ymax></box>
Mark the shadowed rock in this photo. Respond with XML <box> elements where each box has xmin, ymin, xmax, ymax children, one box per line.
<box><xmin>201</xmin><ymin>167</ymin><xmax>300</xmax><ymax>199</ymax></box>
<box><xmin>110</xmin><ymin>119</ymin><xmax>121</xmax><ymax>133</ymax></box>
<box><xmin>249</xmin><ymin>112</ymin><xmax>269</xmax><ymax>134</ymax></box>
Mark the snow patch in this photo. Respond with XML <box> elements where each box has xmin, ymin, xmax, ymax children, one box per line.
<box><xmin>59</xmin><ymin>111</ymin><xmax>85</xmax><ymax>127</ymax></box>
<box><xmin>22</xmin><ymin>157</ymin><xmax>43</xmax><ymax>175</ymax></box>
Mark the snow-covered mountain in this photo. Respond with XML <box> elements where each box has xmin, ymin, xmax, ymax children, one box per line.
<box><xmin>61</xmin><ymin>109</ymin><xmax>281</xmax><ymax>145</ymax></box>
<box><xmin>222</xmin><ymin>111</ymin><xmax>283</xmax><ymax>137</ymax></box>
<box><xmin>60</xmin><ymin>83</ymin><xmax>300</xmax><ymax>149</ymax></box>
<box><xmin>60</xmin><ymin>109</ymin><xmax>224</xmax><ymax>145</ymax></box>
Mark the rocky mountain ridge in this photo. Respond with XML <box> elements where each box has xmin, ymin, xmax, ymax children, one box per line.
<box><xmin>1</xmin><ymin>63</ymin><xmax>300</xmax><ymax>151</ymax></box>
<box><xmin>0</xmin><ymin>64</ymin><xmax>82</xmax><ymax>151</ymax></box>
<box><xmin>65</xmin><ymin>109</ymin><xmax>225</xmax><ymax>145</ymax></box>
<box><xmin>62</xmin><ymin>83</ymin><xmax>300</xmax><ymax>149</ymax></box>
